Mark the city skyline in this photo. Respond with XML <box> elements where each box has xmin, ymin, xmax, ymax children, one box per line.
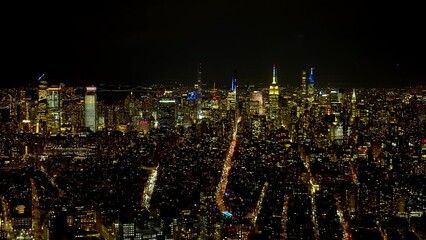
<box><xmin>0</xmin><ymin>72</ymin><xmax>425</xmax><ymax>239</ymax></box>
<box><xmin>2</xmin><ymin>1</ymin><xmax>425</xmax><ymax>88</ymax></box>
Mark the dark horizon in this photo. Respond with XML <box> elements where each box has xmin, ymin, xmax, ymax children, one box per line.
<box><xmin>2</xmin><ymin>1</ymin><xmax>425</xmax><ymax>89</ymax></box>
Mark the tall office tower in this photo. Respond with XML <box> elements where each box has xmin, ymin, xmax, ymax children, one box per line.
<box><xmin>330</xmin><ymin>89</ymin><xmax>342</xmax><ymax>115</ymax></box>
<box><xmin>211</xmin><ymin>81</ymin><xmax>219</xmax><ymax>110</ymax></box>
<box><xmin>330</xmin><ymin>89</ymin><xmax>340</xmax><ymax>103</ymax></box>
<box><xmin>227</xmin><ymin>70</ymin><xmax>237</xmax><ymax>110</ymax></box>
<box><xmin>250</xmin><ymin>91</ymin><xmax>264</xmax><ymax>115</ymax></box>
<box><xmin>158</xmin><ymin>99</ymin><xmax>177</xmax><ymax>129</ymax></box>
<box><xmin>85</xmin><ymin>86</ymin><xmax>97</xmax><ymax>132</ymax></box>
<box><xmin>268</xmin><ymin>64</ymin><xmax>279</xmax><ymax>119</ymax></box>
<box><xmin>37</xmin><ymin>74</ymin><xmax>48</xmax><ymax>133</ymax></box>
<box><xmin>196</xmin><ymin>62</ymin><xmax>203</xmax><ymax>120</ymax></box>
<box><xmin>18</xmin><ymin>88</ymin><xmax>30</xmax><ymax>131</ymax></box>
<box><xmin>46</xmin><ymin>85</ymin><xmax>62</xmax><ymax>134</ymax></box>
<box><xmin>350</xmin><ymin>88</ymin><xmax>357</xmax><ymax>124</ymax></box>
<box><xmin>186</xmin><ymin>90</ymin><xmax>198</xmax><ymax>123</ymax></box>
<box><xmin>307</xmin><ymin>67</ymin><xmax>315</xmax><ymax>103</ymax></box>
<box><xmin>18</xmin><ymin>89</ymin><xmax>25</xmax><ymax>122</ymax></box>
<box><xmin>301</xmin><ymin>70</ymin><xmax>307</xmax><ymax>98</ymax></box>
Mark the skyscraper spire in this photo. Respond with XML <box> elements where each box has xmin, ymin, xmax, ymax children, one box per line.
<box><xmin>197</xmin><ymin>62</ymin><xmax>202</xmax><ymax>84</ymax></box>
<box><xmin>269</xmin><ymin>64</ymin><xmax>280</xmax><ymax>120</ymax></box>
<box><xmin>196</xmin><ymin>62</ymin><xmax>203</xmax><ymax>120</ymax></box>
<box><xmin>212</xmin><ymin>81</ymin><xmax>217</xmax><ymax>100</ymax></box>
<box><xmin>272</xmin><ymin>64</ymin><xmax>277</xmax><ymax>85</ymax></box>
<box><xmin>212</xmin><ymin>81</ymin><xmax>219</xmax><ymax>110</ymax></box>
<box><xmin>227</xmin><ymin>70</ymin><xmax>237</xmax><ymax>110</ymax></box>
<box><xmin>350</xmin><ymin>88</ymin><xmax>357</xmax><ymax>124</ymax></box>
<box><xmin>231</xmin><ymin>69</ymin><xmax>237</xmax><ymax>92</ymax></box>
<box><xmin>196</xmin><ymin>62</ymin><xmax>202</xmax><ymax>96</ymax></box>
<box><xmin>351</xmin><ymin>88</ymin><xmax>356</xmax><ymax>104</ymax></box>
<box><xmin>308</xmin><ymin>67</ymin><xmax>315</xmax><ymax>103</ymax></box>
<box><xmin>308</xmin><ymin>67</ymin><xmax>314</xmax><ymax>84</ymax></box>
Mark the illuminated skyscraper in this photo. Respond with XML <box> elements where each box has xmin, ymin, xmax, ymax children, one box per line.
<box><xmin>18</xmin><ymin>88</ymin><xmax>31</xmax><ymax>132</ymax></box>
<box><xmin>301</xmin><ymin>70</ymin><xmax>307</xmax><ymax>98</ymax></box>
<box><xmin>330</xmin><ymin>89</ymin><xmax>340</xmax><ymax>103</ymax></box>
<box><xmin>268</xmin><ymin>64</ymin><xmax>279</xmax><ymax>119</ymax></box>
<box><xmin>350</xmin><ymin>88</ymin><xmax>358</xmax><ymax>124</ymax></box>
<box><xmin>37</xmin><ymin>74</ymin><xmax>48</xmax><ymax>133</ymax></box>
<box><xmin>211</xmin><ymin>81</ymin><xmax>219</xmax><ymax>110</ymax></box>
<box><xmin>330</xmin><ymin>89</ymin><xmax>342</xmax><ymax>115</ymax></box>
<box><xmin>196</xmin><ymin>62</ymin><xmax>203</xmax><ymax>120</ymax></box>
<box><xmin>250</xmin><ymin>91</ymin><xmax>264</xmax><ymax>115</ymax></box>
<box><xmin>158</xmin><ymin>99</ymin><xmax>177</xmax><ymax>129</ymax></box>
<box><xmin>227</xmin><ymin>70</ymin><xmax>237</xmax><ymax>110</ymax></box>
<box><xmin>46</xmin><ymin>86</ymin><xmax>62</xmax><ymax>134</ymax></box>
<box><xmin>308</xmin><ymin>67</ymin><xmax>315</xmax><ymax>103</ymax></box>
<box><xmin>351</xmin><ymin>88</ymin><xmax>356</xmax><ymax>104</ymax></box>
<box><xmin>85</xmin><ymin>86</ymin><xmax>97</xmax><ymax>132</ymax></box>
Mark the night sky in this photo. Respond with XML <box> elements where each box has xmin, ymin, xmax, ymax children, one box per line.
<box><xmin>2</xmin><ymin>1</ymin><xmax>425</xmax><ymax>88</ymax></box>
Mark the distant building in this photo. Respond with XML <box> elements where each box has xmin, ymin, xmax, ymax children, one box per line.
<box><xmin>85</xmin><ymin>86</ymin><xmax>97</xmax><ymax>132</ymax></box>
<box><xmin>250</xmin><ymin>91</ymin><xmax>264</xmax><ymax>116</ymax></box>
<box><xmin>268</xmin><ymin>65</ymin><xmax>279</xmax><ymax>119</ymax></box>
<box><xmin>37</xmin><ymin>77</ymin><xmax>49</xmax><ymax>133</ymax></box>
<box><xmin>196</xmin><ymin>62</ymin><xmax>203</xmax><ymax>120</ymax></box>
<box><xmin>329</xmin><ymin>89</ymin><xmax>342</xmax><ymax>116</ymax></box>
<box><xmin>172</xmin><ymin>209</ymin><xmax>200</xmax><ymax>239</ymax></box>
<box><xmin>157</xmin><ymin>99</ymin><xmax>177</xmax><ymax>129</ymax></box>
<box><xmin>227</xmin><ymin>71</ymin><xmax>237</xmax><ymax>111</ymax></box>
<box><xmin>350</xmin><ymin>89</ymin><xmax>358</xmax><ymax>124</ymax></box>
<box><xmin>301</xmin><ymin>70</ymin><xmax>307</xmax><ymax>98</ymax></box>
<box><xmin>11</xmin><ymin>204</ymin><xmax>32</xmax><ymax>231</ymax></box>
<box><xmin>116</xmin><ymin>210</ymin><xmax>164</xmax><ymax>240</ymax></box>
<box><xmin>307</xmin><ymin>67</ymin><xmax>315</xmax><ymax>103</ymax></box>
<box><xmin>47</xmin><ymin>86</ymin><xmax>62</xmax><ymax>134</ymax></box>
<box><xmin>211</xmin><ymin>81</ymin><xmax>219</xmax><ymax>110</ymax></box>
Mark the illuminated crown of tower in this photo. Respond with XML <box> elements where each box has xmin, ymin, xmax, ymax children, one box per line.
<box><xmin>308</xmin><ymin>67</ymin><xmax>314</xmax><ymax>84</ymax></box>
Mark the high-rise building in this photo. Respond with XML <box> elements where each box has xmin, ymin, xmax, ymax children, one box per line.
<box><xmin>227</xmin><ymin>71</ymin><xmax>237</xmax><ymax>110</ymax></box>
<box><xmin>330</xmin><ymin>89</ymin><xmax>342</xmax><ymax>115</ymax></box>
<box><xmin>350</xmin><ymin>88</ymin><xmax>358</xmax><ymax>124</ymax></box>
<box><xmin>158</xmin><ymin>99</ymin><xmax>177</xmax><ymax>129</ymax></box>
<box><xmin>18</xmin><ymin>89</ymin><xmax>26</xmax><ymax>122</ymax></box>
<box><xmin>37</xmin><ymin>75</ymin><xmax>48</xmax><ymax>133</ymax></box>
<box><xmin>47</xmin><ymin>86</ymin><xmax>62</xmax><ymax>134</ymax></box>
<box><xmin>308</xmin><ymin>67</ymin><xmax>315</xmax><ymax>103</ymax></box>
<box><xmin>116</xmin><ymin>210</ymin><xmax>164</xmax><ymax>240</ymax></box>
<box><xmin>351</xmin><ymin>88</ymin><xmax>356</xmax><ymax>104</ymax></box>
<box><xmin>268</xmin><ymin>64</ymin><xmax>279</xmax><ymax>119</ymax></box>
<box><xmin>196</xmin><ymin>62</ymin><xmax>203</xmax><ymax>120</ymax></box>
<box><xmin>18</xmin><ymin>88</ymin><xmax>32</xmax><ymax>132</ymax></box>
<box><xmin>249</xmin><ymin>91</ymin><xmax>264</xmax><ymax>116</ymax></box>
<box><xmin>85</xmin><ymin>86</ymin><xmax>97</xmax><ymax>132</ymax></box>
<box><xmin>301</xmin><ymin>70</ymin><xmax>307</xmax><ymax>98</ymax></box>
<box><xmin>330</xmin><ymin>89</ymin><xmax>340</xmax><ymax>103</ymax></box>
<box><xmin>211</xmin><ymin>81</ymin><xmax>219</xmax><ymax>110</ymax></box>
